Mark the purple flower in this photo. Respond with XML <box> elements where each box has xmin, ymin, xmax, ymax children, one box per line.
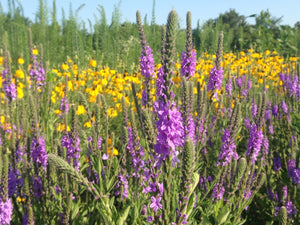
<box><xmin>150</xmin><ymin>196</ymin><xmax>162</xmax><ymax>213</ymax></box>
<box><xmin>1</xmin><ymin>66</ymin><xmax>17</xmax><ymax>102</ymax></box>
<box><xmin>291</xmin><ymin>168</ymin><xmax>300</xmax><ymax>185</ymax></box>
<box><xmin>141</xmin><ymin>204</ymin><xmax>147</xmax><ymax>215</ymax></box>
<box><xmin>140</xmin><ymin>45</ymin><xmax>154</xmax><ymax>106</ymax></box>
<box><xmin>147</xmin><ymin>216</ymin><xmax>154</xmax><ymax>222</ymax></box>
<box><xmin>181</xmin><ymin>49</ymin><xmax>196</xmax><ymax>78</ymax></box>
<box><xmin>286</xmin><ymin>201</ymin><xmax>297</xmax><ymax>217</ymax></box>
<box><xmin>225</xmin><ymin>77</ymin><xmax>232</xmax><ymax>96</ymax></box>
<box><xmin>29</xmin><ymin>52</ymin><xmax>46</xmax><ymax>90</ymax></box>
<box><xmin>281</xmin><ymin>101</ymin><xmax>288</xmax><ymax>114</ymax></box>
<box><xmin>98</xmin><ymin>136</ymin><xmax>102</xmax><ymax>150</ymax></box>
<box><xmin>272</xmin><ymin>104</ymin><xmax>278</xmax><ymax>117</ymax></box>
<box><xmin>31</xmin><ymin>135</ymin><xmax>48</xmax><ymax>170</ymax></box>
<box><xmin>236</xmin><ymin>77</ymin><xmax>243</xmax><ymax>88</ymax></box>
<box><xmin>207</xmin><ymin>66</ymin><xmax>224</xmax><ymax>100</ymax></box>
<box><xmin>102</xmin><ymin>153</ymin><xmax>109</xmax><ymax>160</ymax></box>
<box><xmin>288</xmin><ymin>76</ymin><xmax>298</xmax><ymax>97</ymax></box>
<box><xmin>217</xmin><ymin>128</ymin><xmax>238</xmax><ymax>166</ymax></box>
<box><xmin>142</xmin><ymin>89</ymin><xmax>148</xmax><ymax>106</ymax></box>
<box><xmin>3</xmin><ymin>81</ymin><xmax>17</xmax><ymax>102</ymax></box>
<box><xmin>0</xmin><ymin>198</ymin><xmax>13</xmax><ymax>225</ymax></box>
<box><xmin>244</xmin><ymin>117</ymin><xmax>251</xmax><ymax>130</ymax></box>
<box><xmin>140</xmin><ymin>45</ymin><xmax>155</xmax><ymax>79</ymax></box>
<box><xmin>154</xmin><ymin>101</ymin><xmax>184</xmax><ymax>158</ymax></box>
<box><xmin>273</xmin><ymin>155</ymin><xmax>281</xmax><ymax>172</ymax></box>
<box><xmin>8</xmin><ymin>168</ymin><xmax>24</xmax><ymax>197</ymax></box>
<box><xmin>185</xmin><ymin>115</ymin><xmax>196</xmax><ymax>144</ymax></box>
<box><xmin>212</xmin><ymin>183</ymin><xmax>225</xmax><ymax>200</ymax></box>
<box><xmin>246</xmin><ymin>124</ymin><xmax>263</xmax><ymax>164</ymax></box>
<box><xmin>288</xmin><ymin>159</ymin><xmax>296</xmax><ymax>177</ymax></box>
<box><xmin>155</xmin><ymin>67</ymin><xmax>167</xmax><ymax>101</ymax></box>
<box><xmin>243</xmin><ymin>189</ymin><xmax>251</xmax><ymax>200</ymax></box>
<box><xmin>115</xmin><ymin>175</ymin><xmax>129</xmax><ymax>200</ymax></box>
<box><xmin>61</xmin><ymin>133</ymin><xmax>81</xmax><ymax>171</ymax></box>
<box><xmin>282</xmin><ymin>186</ymin><xmax>288</xmax><ymax>199</ymax></box>
<box><xmin>59</xmin><ymin>97</ymin><xmax>69</xmax><ymax>117</ymax></box>
<box><xmin>33</xmin><ymin>176</ymin><xmax>43</xmax><ymax>199</ymax></box>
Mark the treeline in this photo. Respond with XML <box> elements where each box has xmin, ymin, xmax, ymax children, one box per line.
<box><xmin>0</xmin><ymin>0</ymin><xmax>300</xmax><ymax>71</ymax></box>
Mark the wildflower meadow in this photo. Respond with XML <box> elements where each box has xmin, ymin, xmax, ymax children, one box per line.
<box><xmin>0</xmin><ymin>1</ymin><xmax>300</xmax><ymax>225</ymax></box>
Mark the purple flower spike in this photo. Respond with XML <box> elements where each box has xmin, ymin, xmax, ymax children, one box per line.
<box><xmin>246</xmin><ymin>124</ymin><xmax>263</xmax><ymax>164</ymax></box>
<box><xmin>31</xmin><ymin>135</ymin><xmax>48</xmax><ymax>170</ymax></box>
<box><xmin>154</xmin><ymin>101</ymin><xmax>184</xmax><ymax>157</ymax></box>
<box><xmin>207</xmin><ymin>66</ymin><xmax>224</xmax><ymax>100</ymax></box>
<box><xmin>217</xmin><ymin>128</ymin><xmax>238</xmax><ymax>166</ymax></box>
<box><xmin>181</xmin><ymin>49</ymin><xmax>196</xmax><ymax>78</ymax></box>
<box><xmin>0</xmin><ymin>198</ymin><xmax>13</xmax><ymax>225</ymax></box>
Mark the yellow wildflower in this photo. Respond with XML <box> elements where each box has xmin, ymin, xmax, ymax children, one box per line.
<box><xmin>108</xmin><ymin>147</ymin><xmax>118</xmax><ymax>156</ymax></box>
<box><xmin>15</xmin><ymin>69</ymin><xmax>25</xmax><ymax>79</ymax></box>
<box><xmin>17</xmin><ymin>86</ymin><xmax>24</xmax><ymax>99</ymax></box>
<box><xmin>84</xmin><ymin>121</ymin><xmax>92</xmax><ymax>128</ymax></box>
<box><xmin>61</xmin><ymin>63</ymin><xmax>69</xmax><ymax>71</ymax></box>
<box><xmin>0</xmin><ymin>116</ymin><xmax>5</xmax><ymax>124</ymax></box>
<box><xmin>89</xmin><ymin>59</ymin><xmax>97</xmax><ymax>68</ymax></box>
<box><xmin>32</xmin><ymin>48</ymin><xmax>39</xmax><ymax>55</ymax></box>
<box><xmin>108</xmin><ymin>108</ymin><xmax>118</xmax><ymax>118</ymax></box>
<box><xmin>57</xmin><ymin>123</ymin><xmax>70</xmax><ymax>132</ymax></box>
<box><xmin>17</xmin><ymin>57</ymin><xmax>25</xmax><ymax>65</ymax></box>
<box><xmin>76</xmin><ymin>105</ymin><xmax>86</xmax><ymax>115</ymax></box>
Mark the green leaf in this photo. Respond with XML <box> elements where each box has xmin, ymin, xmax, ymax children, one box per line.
<box><xmin>215</xmin><ymin>207</ymin><xmax>230</xmax><ymax>225</ymax></box>
<box><xmin>71</xmin><ymin>201</ymin><xmax>80</xmax><ymax>220</ymax></box>
<box><xmin>186</xmin><ymin>193</ymin><xmax>195</xmax><ymax>218</ymax></box>
<box><xmin>235</xmin><ymin>218</ymin><xmax>247</xmax><ymax>225</ymax></box>
<box><xmin>116</xmin><ymin>205</ymin><xmax>131</xmax><ymax>225</ymax></box>
<box><xmin>189</xmin><ymin>172</ymin><xmax>200</xmax><ymax>198</ymax></box>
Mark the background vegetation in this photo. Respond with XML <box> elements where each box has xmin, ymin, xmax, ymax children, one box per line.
<box><xmin>0</xmin><ymin>0</ymin><xmax>299</xmax><ymax>71</ymax></box>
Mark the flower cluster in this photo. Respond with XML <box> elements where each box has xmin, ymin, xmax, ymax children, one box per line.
<box><xmin>154</xmin><ymin>101</ymin><xmax>184</xmax><ymax>160</ymax></box>
<box><xmin>140</xmin><ymin>45</ymin><xmax>155</xmax><ymax>79</ymax></box>
<box><xmin>207</xmin><ymin>66</ymin><xmax>224</xmax><ymax>100</ymax></box>
<box><xmin>0</xmin><ymin>198</ymin><xmax>13</xmax><ymax>225</ymax></box>
<box><xmin>29</xmin><ymin>51</ymin><xmax>46</xmax><ymax>89</ymax></box>
<box><xmin>217</xmin><ymin>128</ymin><xmax>238</xmax><ymax>166</ymax></box>
<box><xmin>31</xmin><ymin>135</ymin><xmax>48</xmax><ymax>170</ymax></box>
<box><xmin>246</xmin><ymin>124</ymin><xmax>263</xmax><ymax>164</ymax></box>
<box><xmin>61</xmin><ymin>132</ymin><xmax>81</xmax><ymax>171</ymax></box>
<box><xmin>181</xmin><ymin>49</ymin><xmax>196</xmax><ymax>78</ymax></box>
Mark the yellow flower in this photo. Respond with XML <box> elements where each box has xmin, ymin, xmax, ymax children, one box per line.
<box><xmin>17</xmin><ymin>86</ymin><xmax>24</xmax><ymax>99</ymax></box>
<box><xmin>54</xmin><ymin>109</ymin><xmax>61</xmax><ymax>114</ymax></box>
<box><xmin>32</xmin><ymin>48</ymin><xmax>39</xmax><ymax>55</ymax></box>
<box><xmin>89</xmin><ymin>59</ymin><xmax>97</xmax><ymax>68</ymax></box>
<box><xmin>15</xmin><ymin>69</ymin><xmax>25</xmax><ymax>78</ymax></box>
<box><xmin>84</xmin><ymin>121</ymin><xmax>92</xmax><ymax>128</ymax></box>
<box><xmin>0</xmin><ymin>56</ymin><xmax>4</xmax><ymax>65</ymax></box>
<box><xmin>0</xmin><ymin>116</ymin><xmax>5</xmax><ymax>125</ymax></box>
<box><xmin>108</xmin><ymin>108</ymin><xmax>118</xmax><ymax>118</ymax></box>
<box><xmin>17</xmin><ymin>196</ymin><xmax>25</xmax><ymax>203</ymax></box>
<box><xmin>264</xmin><ymin>50</ymin><xmax>270</xmax><ymax>56</ymax></box>
<box><xmin>72</xmin><ymin>63</ymin><xmax>78</xmax><ymax>70</ymax></box>
<box><xmin>17</xmin><ymin>57</ymin><xmax>25</xmax><ymax>65</ymax></box>
<box><xmin>61</xmin><ymin>63</ymin><xmax>69</xmax><ymax>71</ymax></box>
<box><xmin>108</xmin><ymin>147</ymin><xmax>118</xmax><ymax>156</ymax></box>
<box><xmin>57</xmin><ymin>123</ymin><xmax>70</xmax><ymax>132</ymax></box>
<box><xmin>76</xmin><ymin>105</ymin><xmax>86</xmax><ymax>115</ymax></box>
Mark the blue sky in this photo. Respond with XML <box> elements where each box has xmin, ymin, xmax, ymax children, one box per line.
<box><xmin>1</xmin><ymin>0</ymin><xmax>300</xmax><ymax>28</ymax></box>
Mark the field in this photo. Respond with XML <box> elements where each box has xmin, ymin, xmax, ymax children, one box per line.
<box><xmin>0</xmin><ymin>4</ymin><xmax>300</xmax><ymax>225</ymax></box>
